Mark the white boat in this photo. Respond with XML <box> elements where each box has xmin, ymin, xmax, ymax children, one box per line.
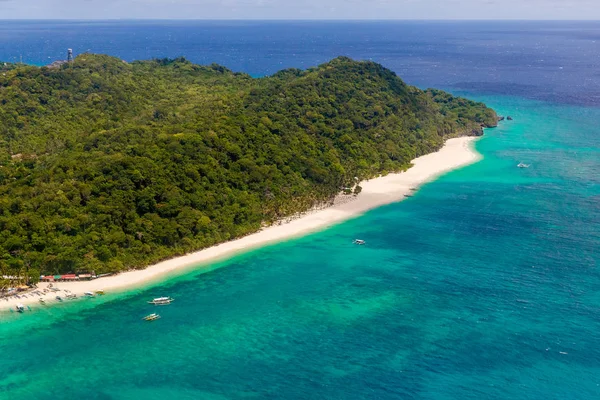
<box><xmin>83</xmin><ymin>292</ymin><xmax>95</xmax><ymax>297</ymax></box>
<box><xmin>148</xmin><ymin>297</ymin><xmax>174</xmax><ymax>305</ymax></box>
<box><xmin>143</xmin><ymin>313</ymin><xmax>161</xmax><ymax>321</ymax></box>
<box><xmin>517</xmin><ymin>162</ymin><xmax>530</xmax><ymax>168</ymax></box>
<box><xmin>15</xmin><ymin>303</ymin><xmax>25</xmax><ymax>313</ymax></box>
<box><xmin>353</xmin><ymin>239</ymin><xmax>366</xmax><ymax>245</ymax></box>
<box><xmin>66</xmin><ymin>294</ymin><xmax>77</xmax><ymax>299</ymax></box>
<box><xmin>39</xmin><ymin>298</ymin><xmax>46</xmax><ymax>304</ymax></box>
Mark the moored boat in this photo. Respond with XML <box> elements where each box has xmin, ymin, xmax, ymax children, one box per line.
<box><xmin>15</xmin><ymin>303</ymin><xmax>25</xmax><ymax>313</ymax></box>
<box><xmin>56</xmin><ymin>296</ymin><xmax>63</xmax><ymax>302</ymax></box>
<box><xmin>517</xmin><ymin>162</ymin><xmax>530</xmax><ymax>168</ymax></box>
<box><xmin>95</xmin><ymin>290</ymin><xmax>105</xmax><ymax>295</ymax></box>
<box><xmin>39</xmin><ymin>298</ymin><xmax>46</xmax><ymax>304</ymax></box>
<box><xmin>83</xmin><ymin>292</ymin><xmax>95</xmax><ymax>297</ymax></box>
<box><xmin>353</xmin><ymin>239</ymin><xmax>366</xmax><ymax>245</ymax></box>
<box><xmin>148</xmin><ymin>297</ymin><xmax>173</xmax><ymax>305</ymax></box>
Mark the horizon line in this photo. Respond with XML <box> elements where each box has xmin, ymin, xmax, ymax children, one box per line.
<box><xmin>1</xmin><ymin>18</ymin><xmax>600</xmax><ymax>22</ymax></box>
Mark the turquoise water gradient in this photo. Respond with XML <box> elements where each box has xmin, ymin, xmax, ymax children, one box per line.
<box><xmin>1</xmin><ymin>95</ymin><xmax>599</xmax><ymax>399</ymax></box>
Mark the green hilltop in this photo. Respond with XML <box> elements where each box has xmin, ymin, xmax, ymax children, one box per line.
<box><xmin>0</xmin><ymin>54</ymin><xmax>497</xmax><ymax>281</ymax></box>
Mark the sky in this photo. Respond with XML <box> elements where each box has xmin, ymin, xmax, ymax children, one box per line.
<box><xmin>0</xmin><ymin>0</ymin><xmax>599</xmax><ymax>20</ymax></box>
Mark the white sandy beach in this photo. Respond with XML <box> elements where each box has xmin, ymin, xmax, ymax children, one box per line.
<box><xmin>1</xmin><ymin>136</ymin><xmax>482</xmax><ymax>312</ymax></box>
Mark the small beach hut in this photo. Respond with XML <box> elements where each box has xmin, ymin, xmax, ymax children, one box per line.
<box><xmin>62</xmin><ymin>274</ymin><xmax>78</xmax><ymax>281</ymax></box>
<box><xmin>54</xmin><ymin>275</ymin><xmax>62</xmax><ymax>282</ymax></box>
<box><xmin>41</xmin><ymin>276</ymin><xmax>54</xmax><ymax>282</ymax></box>
<box><xmin>78</xmin><ymin>274</ymin><xmax>92</xmax><ymax>281</ymax></box>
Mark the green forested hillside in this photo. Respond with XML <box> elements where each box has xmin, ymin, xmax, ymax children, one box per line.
<box><xmin>0</xmin><ymin>55</ymin><xmax>496</xmax><ymax>281</ymax></box>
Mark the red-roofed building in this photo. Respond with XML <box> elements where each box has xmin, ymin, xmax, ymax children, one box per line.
<box><xmin>62</xmin><ymin>274</ymin><xmax>78</xmax><ymax>280</ymax></box>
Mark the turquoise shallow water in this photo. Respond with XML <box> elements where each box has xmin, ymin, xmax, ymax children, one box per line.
<box><xmin>1</xmin><ymin>94</ymin><xmax>599</xmax><ymax>399</ymax></box>
<box><xmin>2</xmin><ymin>20</ymin><xmax>600</xmax><ymax>399</ymax></box>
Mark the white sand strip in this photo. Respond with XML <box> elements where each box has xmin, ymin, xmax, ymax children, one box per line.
<box><xmin>0</xmin><ymin>136</ymin><xmax>481</xmax><ymax>312</ymax></box>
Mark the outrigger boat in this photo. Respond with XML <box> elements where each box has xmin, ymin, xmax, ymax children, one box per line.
<box><xmin>56</xmin><ymin>296</ymin><xmax>63</xmax><ymax>302</ymax></box>
<box><xmin>143</xmin><ymin>313</ymin><xmax>161</xmax><ymax>321</ymax></box>
<box><xmin>95</xmin><ymin>290</ymin><xmax>105</xmax><ymax>295</ymax></box>
<box><xmin>517</xmin><ymin>162</ymin><xmax>530</xmax><ymax>168</ymax></box>
<box><xmin>148</xmin><ymin>297</ymin><xmax>174</xmax><ymax>305</ymax></box>
<box><xmin>83</xmin><ymin>292</ymin><xmax>95</xmax><ymax>298</ymax></box>
<box><xmin>15</xmin><ymin>304</ymin><xmax>25</xmax><ymax>313</ymax></box>
<box><xmin>39</xmin><ymin>298</ymin><xmax>46</xmax><ymax>304</ymax></box>
<box><xmin>353</xmin><ymin>239</ymin><xmax>366</xmax><ymax>245</ymax></box>
<box><xmin>66</xmin><ymin>294</ymin><xmax>77</xmax><ymax>300</ymax></box>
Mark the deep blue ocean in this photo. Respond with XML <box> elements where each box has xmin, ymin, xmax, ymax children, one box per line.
<box><xmin>0</xmin><ymin>21</ymin><xmax>599</xmax><ymax>399</ymax></box>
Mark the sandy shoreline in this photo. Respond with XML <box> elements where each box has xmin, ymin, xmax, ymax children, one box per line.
<box><xmin>1</xmin><ymin>136</ymin><xmax>482</xmax><ymax>313</ymax></box>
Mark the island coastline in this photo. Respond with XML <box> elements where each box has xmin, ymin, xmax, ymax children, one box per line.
<box><xmin>1</xmin><ymin>136</ymin><xmax>482</xmax><ymax>313</ymax></box>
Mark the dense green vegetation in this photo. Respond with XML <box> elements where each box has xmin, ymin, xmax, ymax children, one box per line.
<box><xmin>0</xmin><ymin>54</ymin><xmax>496</xmax><ymax>282</ymax></box>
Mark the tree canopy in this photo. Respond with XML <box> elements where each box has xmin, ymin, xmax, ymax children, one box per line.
<box><xmin>0</xmin><ymin>54</ymin><xmax>497</xmax><ymax>279</ymax></box>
